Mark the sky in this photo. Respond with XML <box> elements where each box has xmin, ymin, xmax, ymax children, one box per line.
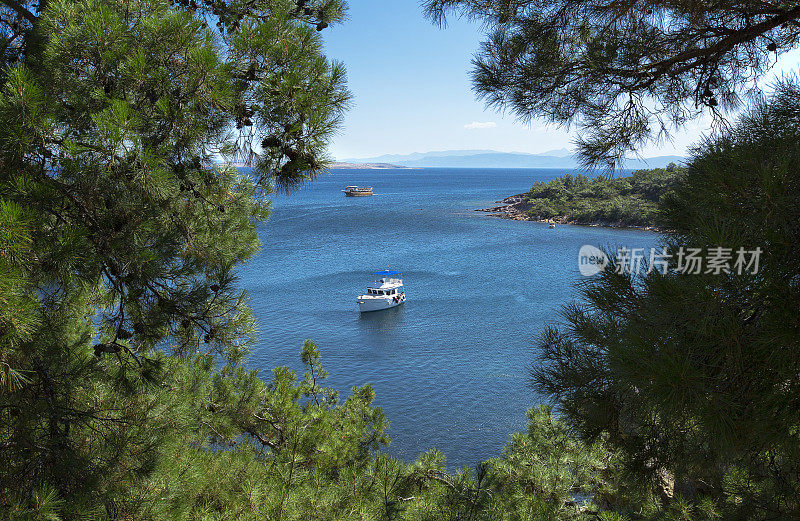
<box><xmin>321</xmin><ymin>1</ymin><xmax>800</xmax><ymax>160</ymax></box>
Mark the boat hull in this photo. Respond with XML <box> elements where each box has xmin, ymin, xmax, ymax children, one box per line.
<box><xmin>358</xmin><ymin>295</ymin><xmax>405</xmax><ymax>312</ymax></box>
<box><xmin>345</xmin><ymin>191</ymin><xmax>372</xmax><ymax>197</ymax></box>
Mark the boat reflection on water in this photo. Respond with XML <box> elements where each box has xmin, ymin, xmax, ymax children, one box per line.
<box><xmin>357</xmin><ymin>302</ymin><xmax>406</xmax><ymax>333</ymax></box>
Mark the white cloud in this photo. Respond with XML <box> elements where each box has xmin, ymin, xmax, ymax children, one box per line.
<box><xmin>464</xmin><ymin>121</ymin><xmax>497</xmax><ymax>130</ymax></box>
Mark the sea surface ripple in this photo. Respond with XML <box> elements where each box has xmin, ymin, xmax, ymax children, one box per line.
<box><xmin>238</xmin><ymin>167</ymin><xmax>657</xmax><ymax>469</ymax></box>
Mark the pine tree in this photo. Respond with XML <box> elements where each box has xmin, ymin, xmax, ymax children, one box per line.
<box><xmin>0</xmin><ymin>0</ymin><xmax>350</xmax><ymax>516</ymax></box>
<box><xmin>532</xmin><ymin>81</ymin><xmax>800</xmax><ymax>519</ymax></box>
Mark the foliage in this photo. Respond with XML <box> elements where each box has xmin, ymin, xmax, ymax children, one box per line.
<box><xmin>525</xmin><ymin>165</ymin><xmax>683</xmax><ymax>226</ymax></box>
<box><xmin>423</xmin><ymin>0</ymin><xmax>800</xmax><ymax>169</ymax></box>
<box><xmin>3</xmin><ymin>0</ymin><xmax>797</xmax><ymax>519</ymax></box>
<box><xmin>125</xmin><ymin>344</ymin><xmax>392</xmax><ymax>521</ymax></box>
<box><xmin>3</xmin><ymin>330</ymin><xmax>620</xmax><ymax>520</ymax></box>
<box><xmin>532</xmin><ymin>81</ymin><xmax>800</xmax><ymax>519</ymax></box>
<box><xmin>130</xmin><ymin>401</ymin><xmax>616</xmax><ymax>521</ymax></box>
<box><xmin>0</xmin><ymin>0</ymin><xmax>349</xmax><ymax>515</ymax></box>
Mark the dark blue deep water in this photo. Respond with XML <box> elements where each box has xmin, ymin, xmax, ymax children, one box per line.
<box><xmin>238</xmin><ymin>167</ymin><xmax>656</xmax><ymax>469</ymax></box>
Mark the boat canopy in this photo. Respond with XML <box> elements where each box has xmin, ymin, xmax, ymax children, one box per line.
<box><xmin>373</xmin><ymin>270</ymin><xmax>401</xmax><ymax>276</ymax></box>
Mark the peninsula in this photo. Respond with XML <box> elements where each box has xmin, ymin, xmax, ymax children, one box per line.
<box><xmin>477</xmin><ymin>165</ymin><xmax>684</xmax><ymax>230</ymax></box>
<box><xmin>329</xmin><ymin>162</ymin><xmax>413</xmax><ymax>169</ymax></box>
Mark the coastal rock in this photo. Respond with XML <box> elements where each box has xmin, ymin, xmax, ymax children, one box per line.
<box><xmin>500</xmin><ymin>194</ymin><xmax>527</xmax><ymax>204</ymax></box>
<box><xmin>476</xmin><ymin>193</ymin><xmax>532</xmax><ymax>219</ymax></box>
<box><xmin>475</xmin><ymin>205</ymin><xmax>513</xmax><ymax>213</ymax></box>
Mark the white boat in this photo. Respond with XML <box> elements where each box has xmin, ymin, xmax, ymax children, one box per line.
<box><xmin>357</xmin><ymin>270</ymin><xmax>405</xmax><ymax>312</ymax></box>
<box><xmin>342</xmin><ymin>185</ymin><xmax>373</xmax><ymax>196</ymax></box>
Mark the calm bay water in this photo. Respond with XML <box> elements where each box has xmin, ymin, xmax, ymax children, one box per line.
<box><xmin>238</xmin><ymin>167</ymin><xmax>657</xmax><ymax>469</ymax></box>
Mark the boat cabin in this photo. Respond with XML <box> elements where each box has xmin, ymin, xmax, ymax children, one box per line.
<box><xmin>364</xmin><ymin>271</ymin><xmax>404</xmax><ymax>296</ymax></box>
<box><xmin>365</xmin><ymin>286</ymin><xmax>403</xmax><ymax>296</ymax></box>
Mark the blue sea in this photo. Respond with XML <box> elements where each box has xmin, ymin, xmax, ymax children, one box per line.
<box><xmin>238</xmin><ymin>167</ymin><xmax>657</xmax><ymax>469</ymax></box>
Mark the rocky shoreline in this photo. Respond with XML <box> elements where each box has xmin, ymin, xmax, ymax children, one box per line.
<box><xmin>475</xmin><ymin>194</ymin><xmax>664</xmax><ymax>232</ymax></box>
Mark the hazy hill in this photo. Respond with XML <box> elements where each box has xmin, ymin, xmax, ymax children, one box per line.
<box><xmin>339</xmin><ymin>149</ymin><xmax>683</xmax><ymax>169</ymax></box>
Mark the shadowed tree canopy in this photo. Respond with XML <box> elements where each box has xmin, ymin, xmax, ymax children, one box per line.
<box><xmin>532</xmin><ymin>81</ymin><xmax>800</xmax><ymax>518</ymax></box>
<box><xmin>424</xmin><ymin>0</ymin><xmax>800</xmax><ymax>169</ymax></box>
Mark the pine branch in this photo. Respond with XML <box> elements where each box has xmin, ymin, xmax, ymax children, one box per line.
<box><xmin>0</xmin><ymin>0</ymin><xmax>36</xmax><ymax>25</ymax></box>
<box><xmin>642</xmin><ymin>7</ymin><xmax>800</xmax><ymax>79</ymax></box>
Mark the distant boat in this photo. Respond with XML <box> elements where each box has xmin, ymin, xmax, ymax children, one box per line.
<box><xmin>342</xmin><ymin>185</ymin><xmax>373</xmax><ymax>196</ymax></box>
<box><xmin>549</xmin><ymin>222</ymin><xmax>556</xmax><ymax>229</ymax></box>
<box><xmin>357</xmin><ymin>271</ymin><xmax>405</xmax><ymax>312</ymax></box>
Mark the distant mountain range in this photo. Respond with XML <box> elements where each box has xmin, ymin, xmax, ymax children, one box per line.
<box><xmin>337</xmin><ymin>149</ymin><xmax>684</xmax><ymax>169</ymax></box>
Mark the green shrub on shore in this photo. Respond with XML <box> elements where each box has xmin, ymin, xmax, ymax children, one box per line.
<box><xmin>525</xmin><ymin>165</ymin><xmax>684</xmax><ymax>226</ymax></box>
